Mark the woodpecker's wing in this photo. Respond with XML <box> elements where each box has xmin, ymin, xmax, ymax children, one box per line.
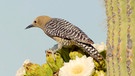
<box><xmin>45</xmin><ymin>18</ymin><xmax>94</xmax><ymax>44</ymax></box>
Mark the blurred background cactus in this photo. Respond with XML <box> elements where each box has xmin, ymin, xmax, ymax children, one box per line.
<box><xmin>105</xmin><ymin>0</ymin><xmax>135</xmax><ymax>76</ymax></box>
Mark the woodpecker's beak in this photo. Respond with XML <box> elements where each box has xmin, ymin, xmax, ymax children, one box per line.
<box><xmin>25</xmin><ymin>24</ymin><xmax>34</xmax><ymax>29</ymax></box>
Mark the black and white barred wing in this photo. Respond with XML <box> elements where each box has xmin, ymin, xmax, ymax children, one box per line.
<box><xmin>45</xmin><ymin>18</ymin><xmax>94</xmax><ymax>44</ymax></box>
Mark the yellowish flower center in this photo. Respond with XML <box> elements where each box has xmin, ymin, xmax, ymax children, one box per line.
<box><xmin>71</xmin><ymin>64</ymin><xmax>84</xmax><ymax>74</ymax></box>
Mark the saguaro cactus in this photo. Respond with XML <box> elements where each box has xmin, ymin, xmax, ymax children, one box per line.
<box><xmin>105</xmin><ymin>0</ymin><xmax>135</xmax><ymax>76</ymax></box>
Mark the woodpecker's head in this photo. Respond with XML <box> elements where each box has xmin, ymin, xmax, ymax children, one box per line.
<box><xmin>26</xmin><ymin>16</ymin><xmax>51</xmax><ymax>29</ymax></box>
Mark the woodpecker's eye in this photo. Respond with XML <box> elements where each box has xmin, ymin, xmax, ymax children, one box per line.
<box><xmin>34</xmin><ymin>21</ymin><xmax>37</xmax><ymax>23</ymax></box>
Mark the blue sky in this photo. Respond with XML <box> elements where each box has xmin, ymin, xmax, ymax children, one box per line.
<box><xmin>0</xmin><ymin>0</ymin><xmax>106</xmax><ymax>76</ymax></box>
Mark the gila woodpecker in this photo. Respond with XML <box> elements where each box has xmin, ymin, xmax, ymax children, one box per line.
<box><xmin>26</xmin><ymin>16</ymin><xmax>103</xmax><ymax>62</ymax></box>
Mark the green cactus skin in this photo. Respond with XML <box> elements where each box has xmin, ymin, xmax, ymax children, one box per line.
<box><xmin>105</xmin><ymin>0</ymin><xmax>135</xmax><ymax>76</ymax></box>
<box><xmin>93</xmin><ymin>70</ymin><xmax>106</xmax><ymax>76</ymax></box>
<box><xmin>24</xmin><ymin>63</ymin><xmax>51</xmax><ymax>76</ymax></box>
<box><xmin>46</xmin><ymin>50</ymin><xmax>59</xmax><ymax>73</ymax></box>
<box><xmin>41</xmin><ymin>63</ymin><xmax>53</xmax><ymax>76</ymax></box>
<box><xmin>54</xmin><ymin>53</ymin><xmax>64</xmax><ymax>69</ymax></box>
<box><xmin>69</xmin><ymin>51</ymin><xmax>84</xmax><ymax>60</ymax></box>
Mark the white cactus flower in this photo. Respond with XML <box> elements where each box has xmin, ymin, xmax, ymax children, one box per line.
<box><xmin>59</xmin><ymin>56</ymin><xmax>95</xmax><ymax>76</ymax></box>
<box><xmin>92</xmin><ymin>42</ymin><xmax>106</xmax><ymax>52</ymax></box>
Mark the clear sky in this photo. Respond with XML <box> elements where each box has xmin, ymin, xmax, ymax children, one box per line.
<box><xmin>0</xmin><ymin>0</ymin><xmax>106</xmax><ymax>76</ymax></box>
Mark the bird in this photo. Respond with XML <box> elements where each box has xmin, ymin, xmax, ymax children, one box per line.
<box><xmin>26</xmin><ymin>15</ymin><xmax>103</xmax><ymax>62</ymax></box>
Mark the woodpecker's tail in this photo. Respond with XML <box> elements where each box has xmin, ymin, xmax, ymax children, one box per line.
<box><xmin>77</xmin><ymin>42</ymin><xmax>103</xmax><ymax>62</ymax></box>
